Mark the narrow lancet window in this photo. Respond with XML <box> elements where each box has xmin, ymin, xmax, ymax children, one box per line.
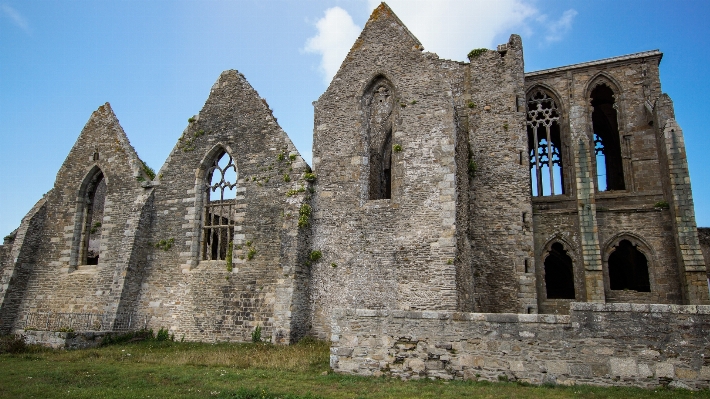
<box><xmin>78</xmin><ymin>170</ymin><xmax>105</xmax><ymax>265</ymax></box>
<box><xmin>591</xmin><ymin>84</ymin><xmax>624</xmax><ymax>191</ymax></box>
<box><xmin>527</xmin><ymin>89</ymin><xmax>564</xmax><ymax>196</ymax></box>
<box><xmin>202</xmin><ymin>151</ymin><xmax>237</xmax><ymax>261</ymax></box>
<box><xmin>608</xmin><ymin>240</ymin><xmax>650</xmax><ymax>292</ymax></box>
<box><xmin>364</xmin><ymin>77</ymin><xmax>395</xmax><ymax>200</ymax></box>
<box><xmin>544</xmin><ymin>242</ymin><xmax>575</xmax><ymax>299</ymax></box>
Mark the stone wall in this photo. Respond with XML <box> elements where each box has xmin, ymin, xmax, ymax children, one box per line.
<box><xmin>330</xmin><ymin>303</ymin><xmax>710</xmax><ymax>389</ymax></box>
<box><xmin>135</xmin><ymin>70</ymin><xmax>311</xmax><ymax>344</ymax></box>
<box><xmin>467</xmin><ymin>36</ymin><xmax>535</xmax><ymax>314</ymax></box>
<box><xmin>309</xmin><ymin>4</ymin><xmax>462</xmax><ymax>338</ymax></box>
<box><xmin>525</xmin><ymin>52</ymin><xmax>708</xmax><ymax>310</ymax></box>
<box><xmin>698</xmin><ymin>228</ymin><xmax>710</xmax><ymax>281</ymax></box>
<box><xmin>21</xmin><ymin>330</ymin><xmax>109</xmax><ymax>350</ymax></box>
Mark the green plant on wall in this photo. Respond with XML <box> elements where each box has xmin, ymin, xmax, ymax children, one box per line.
<box><xmin>466</xmin><ymin>100</ymin><xmax>476</xmax><ymax>109</ymax></box>
<box><xmin>225</xmin><ymin>241</ymin><xmax>234</xmax><ymax>272</ymax></box>
<box><xmin>393</xmin><ymin>144</ymin><xmax>402</xmax><ymax>152</ymax></box>
<box><xmin>251</xmin><ymin>325</ymin><xmax>262</xmax><ymax>343</ymax></box>
<box><xmin>468</xmin><ymin>158</ymin><xmax>478</xmax><ymax>178</ymax></box>
<box><xmin>286</xmin><ymin>185</ymin><xmax>306</xmax><ymax>197</ymax></box>
<box><xmin>155</xmin><ymin>238</ymin><xmax>175</xmax><ymax>251</ymax></box>
<box><xmin>283</xmin><ymin>174</ymin><xmax>291</xmax><ymax>182</ymax></box>
<box><xmin>467</xmin><ymin>48</ymin><xmax>487</xmax><ymax>59</ymax></box>
<box><xmin>654</xmin><ymin>200</ymin><xmax>670</xmax><ymax>209</ymax></box>
<box><xmin>141</xmin><ymin>160</ymin><xmax>156</xmax><ymax>180</ymax></box>
<box><xmin>298</xmin><ymin>203</ymin><xmax>312</xmax><ymax>228</ymax></box>
<box><xmin>90</xmin><ymin>222</ymin><xmax>102</xmax><ymax>234</ymax></box>
<box><xmin>309</xmin><ymin>250</ymin><xmax>322</xmax><ymax>262</ymax></box>
<box><xmin>303</xmin><ymin>172</ymin><xmax>317</xmax><ymax>182</ymax></box>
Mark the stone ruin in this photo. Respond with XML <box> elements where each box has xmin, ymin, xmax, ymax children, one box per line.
<box><xmin>1</xmin><ymin>2</ymin><xmax>709</xmax><ymax>389</ymax></box>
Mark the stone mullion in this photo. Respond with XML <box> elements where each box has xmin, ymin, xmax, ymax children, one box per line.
<box><xmin>571</xmin><ymin>100</ymin><xmax>605</xmax><ymax>303</ymax></box>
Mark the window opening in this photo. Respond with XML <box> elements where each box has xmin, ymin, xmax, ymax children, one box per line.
<box><xmin>202</xmin><ymin>151</ymin><xmax>237</xmax><ymax>261</ymax></box>
<box><xmin>544</xmin><ymin>242</ymin><xmax>575</xmax><ymax>299</ymax></box>
<box><xmin>527</xmin><ymin>90</ymin><xmax>563</xmax><ymax>196</ymax></box>
<box><xmin>591</xmin><ymin>84</ymin><xmax>624</xmax><ymax>191</ymax></box>
<box><xmin>608</xmin><ymin>240</ymin><xmax>650</xmax><ymax>292</ymax></box>
<box><xmin>80</xmin><ymin>172</ymin><xmax>105</xmax><ymax>265</ymax></box>
<box><xmin>364</xmin><ymin>78</ymin><xmax>395</xmax><ymax>200</ymax></box>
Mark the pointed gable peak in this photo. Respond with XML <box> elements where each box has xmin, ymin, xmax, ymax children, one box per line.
<box><xmin>67</xmin><ymin>102</ymin><xmax>146</xmax><ymax>181</ymax></box>
<box><xmin>364</xmin><ymin>2</ymin><xmax>422</xmax><ymax>49</ymax></box>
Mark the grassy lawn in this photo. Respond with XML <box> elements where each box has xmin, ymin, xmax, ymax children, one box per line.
<box><xmin>0</xmin><ymin>336</ymin><xmax>708</xmax><ymax>399</ymax></box>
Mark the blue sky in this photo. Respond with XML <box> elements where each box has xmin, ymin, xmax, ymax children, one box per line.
<box><xmin>1</xmin><ymin>0</ymin><xmax>710</xmax><ymax>235</ymax></box>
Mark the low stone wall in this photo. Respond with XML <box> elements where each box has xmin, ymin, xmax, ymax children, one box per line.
<box><xmin>330</xmin><ymin>303</ymin><xmax>710</xmax><ymax>389</ymax></box>
<box><xmin>18</xmin><ymin>330</ymin><xmax>109</xmax><ymax>350</ymax></box>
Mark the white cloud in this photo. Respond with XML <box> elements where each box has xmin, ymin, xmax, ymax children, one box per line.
<box><xmin>303</xmin><ymin>7</ymin><xmax>362</xmax><ymax>86</ymax></box>
<box><xmin>545</xmin><ymin>9</ymin><xmax>577</xmax><ymax>43</ymax></box>
<box><xmin>304</xmin><ymin>1</ymin><xmax>577</xmax><ymax>86</ymax></box>
<box><xmin>1</xmin><ymin>3</ymin><xmax>29</xmax><ymax>32</ymax></box>
<box><xmin>366</xmin><ymin>0</ymin><xmax>537</xmax><ymax>61</ymax></box>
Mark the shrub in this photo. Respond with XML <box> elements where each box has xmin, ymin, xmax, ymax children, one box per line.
<box><xmin>156</xmin><ymin>327</ymin><xmax>172</xmax><ymax>342</ymax></box>
<box><xmin>303</xmin><ymin>172</ymin><xmax>317</xmax><ymax>182</ymax></box>
<box><xmin>0</xmin><ymin>334</ymin><xmax>27</xmax><ymax>354</ymax></box>
<box><xmin>251</xmin><ymin>325</ymin><xmax>262</xmax><ymax>343</ymax></box>
<box><xmin>467</xmin><ymin>48</ymin><xmax>487</xmax><ymax>59</ymax></box>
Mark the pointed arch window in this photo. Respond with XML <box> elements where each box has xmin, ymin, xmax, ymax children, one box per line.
<box><xmin>608</xmin><ymin>240</ymin><xmax>650</xmax><ymax>292</ymax></box>
<box><xmin>544</xmin><ymin>242</ymin><xmax>575</xmax><ymax>299</ymax></box>
<box><xmin>202</xmin><ymin>151</ymin><xmax>237</xmax><ymax>261</ymax></box>
<box><xmin>73</xmin><ymin>168</ymin><xmax>106</xmax><ymax>267</ymax></box>
<box><xmin>527</xmin><ymin>89</ymin><xmax>564</xmax><ymax>196</ymax></box>
<box><xmin>591</xmin><ymin>84</ymin><xmax>625</xmax><ymax>191</ymax></box>
<box><xmin>364</xmin><ymin>77</ymin><xmax>395</xmax><ymax>200</ymax></box>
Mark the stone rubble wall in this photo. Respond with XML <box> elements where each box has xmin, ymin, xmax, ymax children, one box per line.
<box><xmin>19</xmin><ymin>330</ymin><xmax>109</xmax><ymax>350</ymax></box>
<box><xmin>309</xmin><ymin>3</ymin><xmax>461</xmax><ymax>339</ymax></box>
<box><xmin>330</xmin><ymin>303</ymin><xmax>710</xmax><ymax>389</ymax></box>
<box><xmin>134</xmin><ymin>70</ymin><xmax>311</xmax><ymax>344</ymax></box>
<box><xmin>467</xmin><ymin>36</ymin><xmax>535</xmax><ymax>314</ymax></box>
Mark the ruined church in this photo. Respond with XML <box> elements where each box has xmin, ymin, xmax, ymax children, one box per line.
<box><xmin>2</xmin><ymin>3</ymin><xmax>709</xmax><ymax>388</ymax></box>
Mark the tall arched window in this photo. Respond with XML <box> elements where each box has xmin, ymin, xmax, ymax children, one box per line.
<box><xmin>590</xmin><ymin>84</ymin><xmax>625</xmax><ymax>191</ymax></box>
<box><xmin>608</xmin><ymin>239</ymin><xmax>650</xmax><ymax>292</ymax></box>
<box><xmin>202</xmin><ymin>150</ymin><xmax>237</xmax><ymax>261</ymax></box>
<box><xmin>543</xmin><ymin>242</ymin><xmax>575</xmax><ymax>299</ymax></box>
<box><xmin>363</xmin><ymin>77</ymin><xmax>395</xmax><ymax>200</ymax></box>
<box><xmin>74</xmin><ymin>168</ymin><xmax>106</xmax><ymax>266</ymax></box>
<box><xmin>527</xmin><ymin>89</ymin><xmax>564</xmax><ymax>196</ymax></box>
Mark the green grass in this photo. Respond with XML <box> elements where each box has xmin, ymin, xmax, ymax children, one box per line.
<box><xmin>0</xmin><ymin>337</ymin><xmax>707</xmax><ymax>399</ymax></box>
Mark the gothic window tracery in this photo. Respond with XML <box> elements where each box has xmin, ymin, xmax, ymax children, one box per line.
<box><xmin>202</xmin><ymin>151</ymin><xmax>237</xmax><ymax>261</ymax></box>
<box><xmin>527</xmin><ymin>89</ymin><xmax>564</xmax><ymax>196</ymax></box>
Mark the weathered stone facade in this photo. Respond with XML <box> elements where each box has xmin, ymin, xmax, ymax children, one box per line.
<box><xmin>0</xmin><ymin>2</ymin><xmax>708</xmax><ymax>389</ymax></box>
<box><xmin>330</xmin><ymin>304</ymin><xmax>710</xmax><ymax>389</ymax></box>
